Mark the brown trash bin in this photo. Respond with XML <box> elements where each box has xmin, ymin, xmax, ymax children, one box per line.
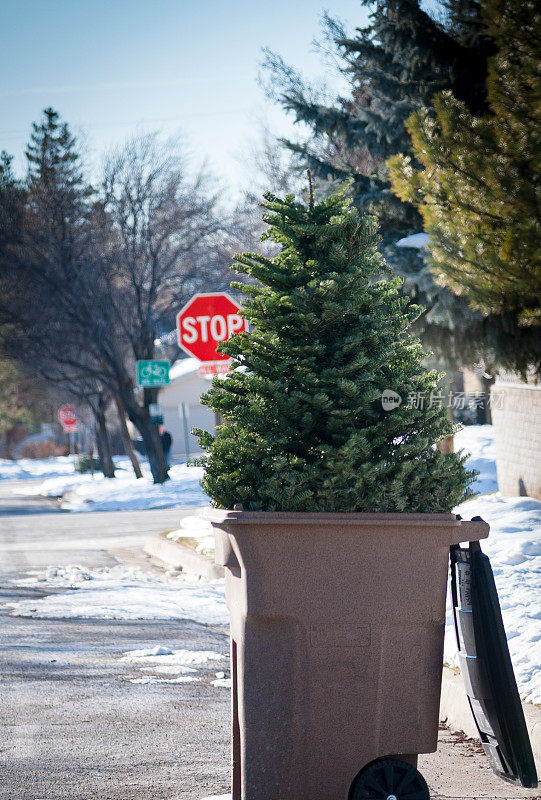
<box><xmin>206</xmin><ymin>510</ymin><xmax>489</xmax><ymax>800</ymax></box>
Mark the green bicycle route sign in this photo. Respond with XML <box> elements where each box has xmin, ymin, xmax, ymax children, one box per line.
<box><xmin>136</xmin><ymin>360</ymin><xmax>170</xmax><ymax>388</ymax></box>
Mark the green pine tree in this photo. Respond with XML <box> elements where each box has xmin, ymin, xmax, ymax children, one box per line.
<box><xmin>197</xmin><ymin>184</ymin><xmax>474</xmax><ymax>513</ymax></box>
<box><xmin>388</xmin><ymin>0</ymin><xmax>541</xmax><ymax>336</ymax></box>
<box><xmin>25</xmin><ymin>107</ymin><xmax>94</xmax><ymax>276</ymax></box>
<box><xmin>0</xmin><ymin>357</ymin><xmax>30</xmax><ymax>435</ymax></box>
<box><xmin>262</xmin><ymin>0</ymin><xmax>496</xmax><ymax>376</ymax></box>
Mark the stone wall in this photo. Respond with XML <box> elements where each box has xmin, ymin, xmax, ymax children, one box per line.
<box><xmin>491</xmin><ymin>383</ymin><xmax>541</xmax><ymax>500</ymax></box>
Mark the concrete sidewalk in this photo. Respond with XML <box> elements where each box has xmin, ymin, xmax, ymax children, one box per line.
<box><xmin>440</xmin><ymin>666</ymin><xmax>541</xmax><ymax>776</ymax></box>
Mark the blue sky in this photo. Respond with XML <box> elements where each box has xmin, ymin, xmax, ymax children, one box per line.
<box><xmin>1</xmin><ymin>0</ymin><xmax>368</xmax><ymax>193</ymax></box>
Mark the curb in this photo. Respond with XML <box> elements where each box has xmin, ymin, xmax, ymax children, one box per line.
<box><xmin>144</xmin><ymin>533</ymin><xmax>224</xmax><ymax>581</ymax></box>
<box><xmin>440</xmin><ymin>666</ymin><xmax>541</xmax><ymax>773</ymax></box>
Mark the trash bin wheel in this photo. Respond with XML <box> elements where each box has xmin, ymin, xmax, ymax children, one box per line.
<box><xmin>349</xmin><ymin>757</ymin><xmax>430</xmax><ymax>800</ymax></box>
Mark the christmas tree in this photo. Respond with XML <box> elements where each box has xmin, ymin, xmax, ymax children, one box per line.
<box><xmin>388</xmin><ymin>0</ymin><xmax>541</xmax><ymax>336</ymax></box>
<box><xmin>197</xmin><ymin>184</ymin><xmax>474</xmax><ymax>513</ymax></box>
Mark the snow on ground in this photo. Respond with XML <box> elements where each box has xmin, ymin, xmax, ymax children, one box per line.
<box><xmin>167</xmin><ymin>514</ymin><xmax>215</xmax><ymax>556</ymax></box>
<box><xmin>0</xmin><ymin>455</ymin><xmax>78</xmax><ymax>481</ymax></box>
<box><xmin>120</xmin><ymin>645</ymin><xmax>227</xmax><ymax>685</ymax></box>
<box><xmin>211</xmin><ymin>676</ymin><xmax>232</xmax><ymax>688</ymax></box>
<box><xmin>446</xmin><ymin>492</ymin><xmax>541</xmax><ymax>703</ymax></box>
<box><xmin>121</xmin><ymin>646</ymin><xmax>225</xmax><ymax>667</ymax></box>
<box><xmin>15</xmin><ymin>459</ymin><xmax>208</xmax><ymax>511</ymax></box>
<box><xmin>5</xmin><ymin>564</ymin><xmax>228</xmax><ymax>625</ymax></box>
<box><xmin>4</xmin><ymin>424</ymin><xmax>539</xmax><ymax>705</ymax></box>
<box><xmin>200</xmin><ymin>795</ymin><xmax>231</xmax><ymax>800</ymax></box>
<box><xmin>130</xmin><ymin>675</ymin><xmax>200</xmax><ymax>684</ymax></box>
<box><xmin>446</xmin><ymin>425</ymin><xmax>541</xmax><ymax>704</ymax></box>
<box><xmin>454</xmin><ymin>424</ymin><xmax>498</xmax><ymax>496</ymax></box>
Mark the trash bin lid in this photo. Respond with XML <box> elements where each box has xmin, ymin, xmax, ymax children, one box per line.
<box><xmin>450</xmin><ymin>535</ymin><xmax>537</xmax><ymax>788</ymax></box>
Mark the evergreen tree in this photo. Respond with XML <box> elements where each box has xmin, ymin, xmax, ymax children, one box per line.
<box><xmin>262</xmin><ymin>0</ymin><xmax>494</xmax><ymax>373</ymax></box>
<box><xmin>25</xmin><ymin>107</ymin><xmax>94</xmax><ymax>275</ymax></box>
<box><xmin>0</xmin><ymin>151</ymin><xmax>25</xmax><ymax>248</ymax></box>
<box><xmin>388</xmin><ymin>0</ymin><xmax>541</xmax><ymax>335</ymax></box>
<box><xmin>197</xmin><ymin>184</ymin><xmax>474</xmax><ymax>513</ymax></box>
<box><xmin>0</xmin><ymin>358</ymin><xmax>30</xmax><ymax>436</ymax></box>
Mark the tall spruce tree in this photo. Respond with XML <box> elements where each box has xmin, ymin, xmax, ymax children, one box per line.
<box><xmin>197</xmin><ymin>184</ymin><xmax>474</xmax><ymax>513</ymax></box>
<box><xmin>25</xmin><ymin>107</ymin><xmax>94</xmax><ymax>273</ymax></box>
<box><xmin>388</xmin><ymin>0</ymin><xmax>541</xmax><ymax>339</ymax></box>
<box><xmin>262</xmin><ymin>1</ymin><xmax>536</xmax><ymax>376</ymax></box>
<box><xmin>262</xmin><ymin>0</ymin><xmax>491</xmax><ymax>271</ymax></box>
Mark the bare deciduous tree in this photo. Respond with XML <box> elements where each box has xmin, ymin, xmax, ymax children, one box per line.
<box><xmin>1</xmin><ymin>115</ymin><xmax>236</xmax><ymax>483</ymax></box>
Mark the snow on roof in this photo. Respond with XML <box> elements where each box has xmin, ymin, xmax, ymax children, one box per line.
<box><xmin>168</xmin><ymin>358</ymin><xmax>200</xmax><ymax>381</ymax></box>
<box><xmin>395</xmin><ymin>232</ymin><xmax>429</xmax><ymax>249</ymax></box>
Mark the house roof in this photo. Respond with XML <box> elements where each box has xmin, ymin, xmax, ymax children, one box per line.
<box><xmin>168</xmin><ymin>358</ymin><xmax>200</xmax><ymax>381</ymax></box>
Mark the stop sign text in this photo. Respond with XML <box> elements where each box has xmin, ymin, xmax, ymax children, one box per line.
<box><xmin>177</xmin><ymin>293</ymin><xmax>247</xmax><ymax>362</ymax></box>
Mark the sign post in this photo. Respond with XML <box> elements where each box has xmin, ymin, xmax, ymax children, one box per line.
<box><xmin>176</xmin><ymin>292</ymin><xmax>247</xmax><ymax>375</ymax></box>
<box><xmin>58</xmin><ymin>404</ymin><xmax>79</xmax><ymax>455</ymax></box>
<box><xmin>148</xmin><ymin>402</ymin><xmax>164</xmax><ymax>426</ymax></box>
<box><xmin>181</xmin><ymin>402</ymin><xmax>191</xmax><ymax>459</ymax></box>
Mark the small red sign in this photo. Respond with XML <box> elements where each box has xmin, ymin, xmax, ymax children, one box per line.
<box><xmin>197</xmin><ymin>360</ymin><xmax>233</xmax><ymax>376</ymax></box>
<box><xmin>58</xmin><ymin>404</ymin><xmax>78</xmax><ymax>432</ymax></box>
<box><xmin>176</xmin><ymin>293</ymin><xmax>246</xmax><ymax>363</ymax></box>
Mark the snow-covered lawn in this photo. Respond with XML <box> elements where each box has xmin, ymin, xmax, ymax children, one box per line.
<box><xmin>446</xmin><ymin>425</ymin><xmax>541</xmax><ymax>704</ymax></box>
<box><xmin>14</xmin><ymin>458</ymin><xmax>208</xmax><ymax>511</ymax></box>
<box><xmin>0</xmin><ymin>455</ymin><xmax>78</xmax><ymax>481</ymax></box>
<box><xmin>454</xmin><ymin>423</ymin><xmax>497</xmax><ymax>495</ymax></box>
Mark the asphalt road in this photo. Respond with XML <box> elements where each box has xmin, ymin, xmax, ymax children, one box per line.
<box><xmin>0</xmin><ymin>479</ymin><xmax>539</xmax><ymax>800</ymax></box>
<box><xmin>0</xmin><ymin>481</ymin><xmax>230</xmax><ymax>800</ymax></box>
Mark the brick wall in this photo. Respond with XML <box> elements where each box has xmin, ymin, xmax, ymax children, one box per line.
<box><xmin>491</xmin><ymin>383</ymin><xmax>541</xmax><ymax>500</ymax></box>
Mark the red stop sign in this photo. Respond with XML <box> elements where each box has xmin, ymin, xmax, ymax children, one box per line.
<box><xmin>58</xmin><ymin>404</ymin><xmax>78</xmax><ymax>432</ymax></box>
<box><xmin>176</xmin><ymin>293</ymin><xmax>247</xmax><ymax>362</ymax></box>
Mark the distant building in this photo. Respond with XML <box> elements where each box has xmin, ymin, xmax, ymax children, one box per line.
<box><xmin>158</xmin><ymin>359</ymin><xmax>216</xmax><ymax>459</ymax></box>
<box><xmin>491</xmin><ymin>373</ymin><xmax>541</xmax><ymax>501</ymax></box>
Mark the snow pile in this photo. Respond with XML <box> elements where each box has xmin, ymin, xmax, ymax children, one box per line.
<box><xmin>17</xmin><ymin>461</ymin><xmax>208</xmax><ymax>511</ymax></box>
<box><xmin>200</xmin><ymin>796</ymin><xmax>231</xmax><ymax>800</ymax></box>
<box><xmin>5</xmin><ymin>565</ymin><xmax>228</xmax><ymax>625</ymax></box>
<box><xmin>121</xmin><ymin>645</ymin><xmax>227</xmax><ymax>686</ymax></box>
<box><xmin>121</xmin><ymin>646</ymin><xmax>224</xmax><ymax>667</ymax></box>
<box><xmin>130</xmin><ymin>675</ymin><xmax>199</xmax><ymax>685</ymax></box>
<box><xmin>0</xmin><ymin>455</ymin><xmax>77</xmax><ymax>481</ymax></box>
<box><xmin>21</xmin><ymin>564</ymin><xmax>96</xmax><ymax>585</ymax></box>
<box><xmin>211</xmin><ymin>672</ymin><xmax>232</xmax><ymax>688</ymax></box>
<box><xmin>167</xmin><ymin>514</ymin><xmax>215</xmax><ymax>556</ymax></box>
